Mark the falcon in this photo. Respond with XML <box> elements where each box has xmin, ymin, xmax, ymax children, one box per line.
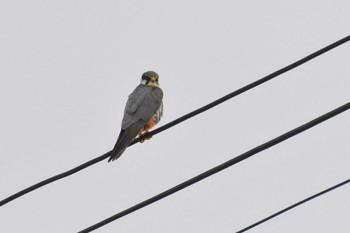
<box><xmin>108</xmin><ymin>71</ymin><xmax>163</xmax><ymax>162</ymax></box>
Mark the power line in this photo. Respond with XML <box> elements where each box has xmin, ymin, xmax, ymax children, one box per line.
<box><xmin>0</xmin><ymin>35</ymin><xmax>349</xmax><ymax>208</ymax></box>
<box><xmin>78</xmin><ymin>102</ymin><xmax>350</xmax><ymax>233</ymax></box>
<box><xmin>131</xmin><ymin>35</ymin><xmax>350</xmax><ymax>146</ymax></box>
<box><xmin>236</xmin><ymin>177</ymin><xmax>350</xmax><ymax>232</ymax></box>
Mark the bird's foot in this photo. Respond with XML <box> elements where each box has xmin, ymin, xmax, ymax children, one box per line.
<box><xmin>139</xmin><ymin>136</ymin><xmax>145</xmax><ymax>143</ymax></box>
<box><xmin>144</xmin><ymin>130</ymin><xmax>152</xmax><ymax>140</ymax></box>
<box><xmin>139</xmin><ymin>130</ymin><xmax>152</xmax><ymax>143</ymax></box>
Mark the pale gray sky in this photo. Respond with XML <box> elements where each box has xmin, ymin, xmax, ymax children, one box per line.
<box><xmin>0</xmin><ymin>1</ymin><xmax>349</xmax><ymax>232</ymax></box>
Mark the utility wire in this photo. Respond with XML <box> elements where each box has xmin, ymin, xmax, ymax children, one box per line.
<box><xmin>236</xmin><ymin>177</ymin><xmax>350</xmax><ymax>232</ymax></box>
<box><xmin>0</xmin><ymin>35</ymin><xmax>349</xmax><ymax>208</ymax></box>
<box><xmin>78</xmin><ymin>102</ymin><xmax>350</xmax><ymax>233</ymax></box>
<box><xmin>131</xmin><ymin>35</ymin><xmax>350</xmax><ymax>146</ymax></box>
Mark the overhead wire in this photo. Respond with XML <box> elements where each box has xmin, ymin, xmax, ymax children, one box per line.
<box><xmin>0</xmin><ymin>35</ymin><xmax>349</xmax><ymax>208</ymax></box>
<box><xmin>236</xmin><ymin>177</ymin><xmax>350</xmax><ymax>232</ymax></box>
<box><xmin>78</xmin><ymin>102</ymin><xmax>350</xmax><ymax>232</ymax></box>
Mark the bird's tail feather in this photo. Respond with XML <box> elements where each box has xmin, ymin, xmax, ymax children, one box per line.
<box><xmin>108</xmin><ymin>120</ymin><xmax>145</xmax><ymax>162</ymax></box>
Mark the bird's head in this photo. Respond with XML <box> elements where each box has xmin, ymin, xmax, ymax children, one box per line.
<box><xmin>141</xmin><ymin>71</ymin><xmax>159</xmax><ymax>87</ymax></box>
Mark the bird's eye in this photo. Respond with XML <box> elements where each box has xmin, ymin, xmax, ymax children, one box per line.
<box><xmin>142</xmin><ymin>75</ymin><xmax>150</xmax><ymax>81</ymax></box>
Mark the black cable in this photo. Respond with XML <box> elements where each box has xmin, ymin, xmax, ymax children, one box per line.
<box><xmin>132</xmin><ymin>35</ymin><xmax>350</xmax><ymax>145</ymax></box>
<box><xmin>0</xmin><ymin>153</ymin><xmax>110</xmax><ymax>207</ymax></box>
<box><xmin>236</xmin><ymin>177</ymin><xmax>350</xmax><ymax>232</ymax></box>
<box><xmin>78</xmin><ymin>102</ymin><xmax>350</xmax><ymax>233</ymax></box>
<box><xmin>1</xmin><ymin>35</ymin><xmax>349</xmax><ymax>208</ymax></box>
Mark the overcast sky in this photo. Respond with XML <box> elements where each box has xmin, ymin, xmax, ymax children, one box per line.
<box><xmin>0</xmin><ymin>1</ymin><xmax>349</xmax><ymax>232</ymax></box>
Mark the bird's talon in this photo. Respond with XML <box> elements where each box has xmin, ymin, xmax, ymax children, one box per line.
<box><xmin>139</xmin><ymin>134</ymin><xmax>146</xmax><ymax>143</ymax></box>
<box><xmin>145</xmin><ymin>130</ymin><xmax>152</xmax><ymax>140</ymax></box>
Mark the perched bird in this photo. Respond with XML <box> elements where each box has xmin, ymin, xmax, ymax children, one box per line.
<box><xmin>108</xmin><ymin>71</ymin><xmax>163</xmax><ymax>162</ymax></box>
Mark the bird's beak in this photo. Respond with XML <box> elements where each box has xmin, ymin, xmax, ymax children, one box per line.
<box><xmin>150</xmin><ymin>77</ymin><xmax>157</xmax><ymax>82</ymax></box>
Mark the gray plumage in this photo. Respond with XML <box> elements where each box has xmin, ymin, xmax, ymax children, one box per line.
<box><xmin>108</xmin><ymin>84</ymin><xmax>163</xmax><ymax>162</ymax></box>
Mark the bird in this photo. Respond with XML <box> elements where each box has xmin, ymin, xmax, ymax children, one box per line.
<box><xmin>108</xmin><ymin>71</ymin><xmax>163</xmax><ymax>162</ymax></box>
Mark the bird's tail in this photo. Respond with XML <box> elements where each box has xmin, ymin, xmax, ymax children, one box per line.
<box><xmin>108</xmin><ymin>148</ymin><xmax>127</xmax><ymax>162</ymax></box>
<box><xmin>108</xmin><ymin>120</ymin><xmax>145</xmax><ymax>162</ymax></box>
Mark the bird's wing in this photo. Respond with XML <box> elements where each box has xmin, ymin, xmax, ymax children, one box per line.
<box><xmin>108</xmin><ymin>85</ymin><xmax>163</xmax><ymax>162</ymax></box>
<box><xmin>108</xmin><ymin>120</ymin><xmax>145</xmax><ymax>162</ymax></box>
<box><xmin>122</xmin><ymin>85</ymin><xmax>163</xmax><ymax>129</ymax></box>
